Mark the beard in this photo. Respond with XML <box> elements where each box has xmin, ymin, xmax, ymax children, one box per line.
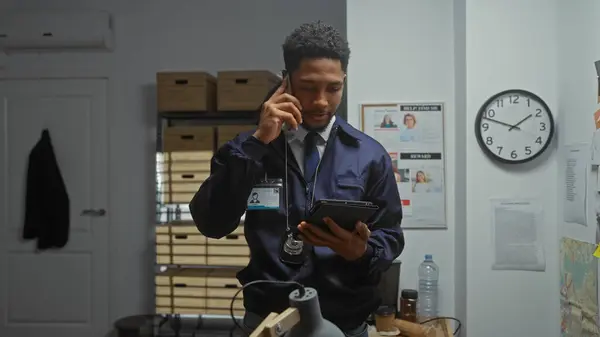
<box><xmin>302</xmin><ymin>111</ymin><xmax>335</xmax><ymax>132</ymax></box>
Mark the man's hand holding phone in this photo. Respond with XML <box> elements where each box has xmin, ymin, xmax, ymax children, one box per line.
<box><xmin>253</xmin><ymin>77</ymin><xmax>303</xmax><ymax>144</ymax></box>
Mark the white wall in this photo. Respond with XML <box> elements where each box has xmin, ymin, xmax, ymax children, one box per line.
<box><xmin>347</xmin><ymin>0</ymin><xmax>458</xmax><ymax>318</ymax></box>
<box><xmin>452</xmin><ymin>0</ymin><xmax>468</xmax><ymax>333</ymax></box>
<box><xmin>349</xmin><ymin>0</ymin><xmax>566</xmax><ymax>336</ymax></box>
<box><xmin>465</xmin><ymin>1</ymin><xmax>560</xmax><ymax>336</ymax></box>
<box><xmin>0</xmin><ymin>0</ymin><xmax>346</xmax><ymax>323</ymax></box>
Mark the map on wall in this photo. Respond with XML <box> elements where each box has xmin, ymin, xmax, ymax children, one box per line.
<box><xmin>560</xmin><ymin>237</ymin><xmax>600</xmax><ymax>337</ymax></box>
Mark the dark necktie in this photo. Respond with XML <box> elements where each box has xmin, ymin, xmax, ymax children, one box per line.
<box><xmin>304</xmin><ymin>132</ymin><xmax>320</xmax><ymax>183</ymax></box>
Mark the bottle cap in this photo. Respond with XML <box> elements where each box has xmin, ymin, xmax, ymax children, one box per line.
<box><xmin>425</xmin><ymin>254</ymin><xmax>432</xmax><ymax>260</ymax></box>
<box><xmin>401</xmin><ymin>289</ymin><xmax>418</xmax><ymax>299</ymax></box>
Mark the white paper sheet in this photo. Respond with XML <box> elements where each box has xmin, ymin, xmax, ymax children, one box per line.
<box><xmin>564</xmin><ymin>143</ymin><xmax>589</xmax><ymax>226</ymax></box>
<box><xmin>592</xmin><ymin>129</ymin><xmax>600</xmax><ymax>166</ymax></box>
<box><xmin>491</xmin><ymin>198</ymin><xmax>545</xmax><ymax>271</ymax></box>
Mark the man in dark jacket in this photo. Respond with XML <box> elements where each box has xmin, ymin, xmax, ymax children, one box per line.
<box><xmin>189</xmin><ymin>21</ymin><xmax>404</xmax><ymax>337</ymax></box>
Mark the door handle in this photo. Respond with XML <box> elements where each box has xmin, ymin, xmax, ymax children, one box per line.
<box><xmin>80</xmin><ymin>209</ymin><xmax>106</xmax><ymax>217</ymax></box>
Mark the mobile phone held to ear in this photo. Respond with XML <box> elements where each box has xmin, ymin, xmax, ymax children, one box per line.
<box><xmin>280</xmin><ymin>69</ymin><xmax>294</xmax><ymax>131</ymax></box>
<box><xmin>281</xmin><ymin>69</ymin><xmax>293</xmax><ymax>95</ymax></box>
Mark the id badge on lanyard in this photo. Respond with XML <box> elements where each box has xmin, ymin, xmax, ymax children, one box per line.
<box><xmin>247</xmin><ymin>178</ymin><xmax>283</xmax><ymax>211</ymax></box>
<box><xmin>246</xmin><ymin>138</ymin><xmax>308</xmax><ymax>266</ymax></box>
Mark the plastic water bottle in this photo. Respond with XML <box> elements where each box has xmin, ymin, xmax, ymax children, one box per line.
<box><xmin>417</xmin><ymin>254</ymin><xmax>439</xmax><ymax>318</ymax></box>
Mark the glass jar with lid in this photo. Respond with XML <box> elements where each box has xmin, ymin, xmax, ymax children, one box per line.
<box><xmin>399</xmin><ymin>289</ymin><xmax>418</xmax><ymax>322</ymax></box>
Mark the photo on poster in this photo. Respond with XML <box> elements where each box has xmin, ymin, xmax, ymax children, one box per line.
<box><xmin>411</xmin><ymin>168</ymin><xmax>443</xmax><ymax>194</ymax></box>
<box><xmin>399</xmin><ymin>112</ymin><xmax>418</xmax><ymax>142</ymax></box>
<box><xmin>389</xmin><ymin>152</ymin><xmax>410</xmax><ymax>183</ymax></box>
<box><xmin>368</xmin><ymin>104</ymin><xmax>402</xmax><ymax>130</ymax></box>
<box><xmin>397</xmin><ymin>168</ymin><xmax>410</xmax><ymax>183</ymax></box>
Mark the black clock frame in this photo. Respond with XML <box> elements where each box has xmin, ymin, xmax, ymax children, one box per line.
<box><xmin>474</xmin><ymin>89</ymin><xmax>555</xmax><ymax>164</ymax></box>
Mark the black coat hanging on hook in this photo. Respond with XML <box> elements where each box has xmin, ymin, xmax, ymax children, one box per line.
<box><xmin>22</xmin><ymin>129</ymin><xmax>70</xmax><ymax>250</ymax></box>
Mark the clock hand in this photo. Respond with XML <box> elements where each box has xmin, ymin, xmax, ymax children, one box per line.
<box><xmin>508</xmin><ymin>114</ymin><xmax>532</xmax><ymax>131</ymax></box>
<box><xmin>482</xmin><ymin>116</ymin><xmax>521</xmax><ymax>130</ymax></box>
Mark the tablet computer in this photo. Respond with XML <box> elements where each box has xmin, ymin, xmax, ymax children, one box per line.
<box><xmin>306</xmin><ymin>199</ymin><xmax>379</xmax><ymax>232</ymax></box>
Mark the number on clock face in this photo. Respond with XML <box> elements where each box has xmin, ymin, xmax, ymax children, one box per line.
<box><xmin>475</xmin><ymin>90</ymin><xmax>554</xmax><ymax>164</ymax></box>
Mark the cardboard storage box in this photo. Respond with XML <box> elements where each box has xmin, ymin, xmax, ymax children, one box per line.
<box><xmin>216</xmin><ymin>125</ymin><xmax>256</xmax><ymax>148</ymax></box>
<box><xmin>157</xmin><ymin>71</ymin><xmax>217</xmax><ymax>112</ymax></box>
<box><xmin>162</xmin><ymin>126</ymin><xmax>214</xmax><ymax>152</ymax></box>
<box><xmin>155</xmin><ymin>224</ymin><xmax>207</xmax><ymax>265</ymax></box>
<box><xmin>157</xmin><ymin>151</ymin><xmax>212</xmax><ymax>204</ymax></box>
<box><xmin>217</xmin><ymin>70</ymin><xmax>280</xmax><ymax>111</ymax></box>
<box><xmin>154</xmin><ymin>224</ymin><xmax>248</xmax><ymax>266</ymax></box>
<box><xmin>154</xmin><ymin>267</ymin><xmax>245</xmax><ymax>316</ymax></box>
<box><xmin>206</xmin><ymin>225</ymin><xmax>249</xmax><ymax>267</ymax></box>
<box><xmin>155</xmin><ymin>268</ymin><xmax>209</xmax><ymax>314</ymax></box>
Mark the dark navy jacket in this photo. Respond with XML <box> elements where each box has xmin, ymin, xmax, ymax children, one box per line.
<box><xmin>189</xmin><ymin>117</ymin><xmax>404</xmax><ymax>330</ymax></box>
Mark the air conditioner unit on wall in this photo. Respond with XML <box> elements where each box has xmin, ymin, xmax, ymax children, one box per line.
<box><xmin>0</xmin><ymin>10</ymin><xmax>115</xmax><ymax>53</ymax></box>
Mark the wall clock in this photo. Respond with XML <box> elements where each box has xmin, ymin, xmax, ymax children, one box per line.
<box><xmin>474</xmin><ymin>89</ymin><xmax>555</xmax><ymax>164</ymax></box>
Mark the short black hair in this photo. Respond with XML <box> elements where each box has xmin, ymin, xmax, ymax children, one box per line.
<box><xmin>282</xmin><ymin>21</ymin><xmax>350</xmax><ymax>73</ymax></box>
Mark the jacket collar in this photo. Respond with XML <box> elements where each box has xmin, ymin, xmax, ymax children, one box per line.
<box><xmin>286</xmin><ymin>116</ymin><xmax>336</xmax><ymax>143</ymax></box>
<box><xmin>333</xmin><ymin>116</ymin><xmax>361</xmax><ymax>147</ymax></box>
<box><xmin>272</xmin><ymin>115</ymin><xmax>361</xmax><ymax>156</ymax></box>
<box><xmin>283</xmin><ymin>116</ymin><xmax>361</xmax><ymax>147</ymax></box>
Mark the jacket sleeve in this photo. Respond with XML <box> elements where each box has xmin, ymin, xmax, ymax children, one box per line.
<box><xmin>357</xmin><ymin>151</ymin><xmax>405</xmax><ymax>281</ymax></box>
<box><xmin>189</xmin><ymin>134</ymin><xmax>269</xmax><ymax>238</ymax></box>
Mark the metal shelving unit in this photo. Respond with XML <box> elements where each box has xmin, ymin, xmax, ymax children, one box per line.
<box><xmin>154</xmin><ymin>110</ymin><xmax>257</xmax><ymax>325</ymax></box>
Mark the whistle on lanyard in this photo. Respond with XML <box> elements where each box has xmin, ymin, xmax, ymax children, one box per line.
<box><xmin>278</xmin><ymin>68</ymin><xmax>308</xmax><ymax>266</ymax></box>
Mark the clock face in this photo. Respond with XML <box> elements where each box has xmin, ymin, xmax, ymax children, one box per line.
<box><xmin>475</xmin><ymin>89</ymin><xmax>554</xmax><ymax>164</ymax></box>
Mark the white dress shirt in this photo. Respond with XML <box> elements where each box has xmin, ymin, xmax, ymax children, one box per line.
<box><xmin>285</xmin><ymin>116</ymin><xmax>336</xmax><ymax>175</ymax></box>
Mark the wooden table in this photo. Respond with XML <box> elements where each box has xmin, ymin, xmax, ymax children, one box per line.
<box><xmin>368</xmin><ymin>318</ymin><xmax>453</xmax><ymax>337</ymax></box>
